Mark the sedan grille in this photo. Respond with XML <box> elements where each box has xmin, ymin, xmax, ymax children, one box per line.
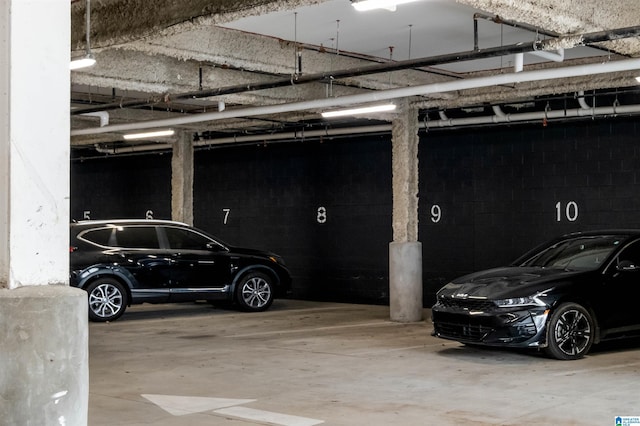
<box><xmin>435</xmin><ymin>321</ymin><xmax>494</xmax><ymax>342</ymax></box>
<box><xmin>437</xmin><ymin>298</ymin><xmax>496</xmax><ymax>312</ymax></box>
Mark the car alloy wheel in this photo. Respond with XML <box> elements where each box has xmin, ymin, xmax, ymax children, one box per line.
<box><xmin>236</xmin><ymin>271</ymin><xmax>274</xmax><ymax>312</ymax></box>
<box><xmin>86</xmin><ymin>278</ymin><xmax>128</xmax><ymax>322</ymax></box>
<box><xmin>545</xmin><ymin>302</ymin><xmax>594</xmax><ymax>360</ymax></box>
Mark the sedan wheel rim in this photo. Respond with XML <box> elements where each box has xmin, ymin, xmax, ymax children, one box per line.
<box><xmin>89</xmin><ymin>284</ymin><xmax>123</xmax><ymax>318</ymax></box>
<box><xmin>241</xmin><ymin>277</ymin><xmax>271</xmax><ymax>308</ymax></box>
<box><xmin>553</xmin><ymin>309</ymin><xmax>591</xmax><ymax>356</ymax></box>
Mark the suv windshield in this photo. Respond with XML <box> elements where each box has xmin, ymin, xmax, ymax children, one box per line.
<box><xmin>519</xmin><ymin>235</ymin><xmax>625</xmax><ymax>271</ymax></box>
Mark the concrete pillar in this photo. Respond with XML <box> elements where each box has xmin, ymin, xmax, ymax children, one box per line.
<box><xmin>171</xmin><ymin>131</ymin><xmax>194</xmax><ymax>225</ymax></box>
<box><xmin>0</xmin><ymin>1</ymin><xmax>88</xmax><ymax>424</ymax></box>
<box><xmin>389</xmin><ymin>98</ymin><xmax>423</xmax><ymax>322</ymax></box>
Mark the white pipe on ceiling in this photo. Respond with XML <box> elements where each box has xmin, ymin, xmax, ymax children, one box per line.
<box><xmin>80</xmin><ymin>111</ymin><xmax>109</xmax><ymax>127</ymax></box>
<box><xmin>91</xmin><ymin>103</ymin><xmax>640</xmax><ymax>154</ymax></box>
<box><xmin>71</xmin><ymin>58</ymin><xmax>640</xmax><ymax>137</ymax></box>
<box><xmin>577</xmin><ymin>90</ymin><xmax>591</xmax><ymax>110</ymax></box>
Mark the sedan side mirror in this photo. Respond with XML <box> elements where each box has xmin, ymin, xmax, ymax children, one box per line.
<box><xmin>206</xmin><ymin>242</ymin><xmax>226</xmax><ymax>251</ymax></box>
<box><xmin>617</xmin><ymin>260</ymin><xmax>640</xmax><ymax>272</ymax></box>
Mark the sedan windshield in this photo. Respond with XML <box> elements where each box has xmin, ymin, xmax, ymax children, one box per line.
<box><xmin>519</xmin><ymin>235</ymin><xmax>625</xmax><ymax>271</ymax></box>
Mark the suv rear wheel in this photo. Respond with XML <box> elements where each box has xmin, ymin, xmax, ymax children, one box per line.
<box><xmin>236</xmin><ymin>271</ymin><xmax>274</xmax><ymax>312</ymax></box>
<box><xmin>86</xmin><ymin>278</ymin><xmax>128</xmax><ymax>322</ymax></box>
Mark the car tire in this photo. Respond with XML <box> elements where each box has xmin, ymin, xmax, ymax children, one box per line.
<box><xmin>544</xmin><ymin>302</ymin><xmax>594</xmax><ymax>360</ymax></box>
<box><xmin>86</xmin><ymin>278</ymin><xmax>128</xmax><ymax>322</ymax></box>
<box><xmin>235</xmin><ymin>271</ymin><xmax>274</xmax><ymax>312</ymax></box>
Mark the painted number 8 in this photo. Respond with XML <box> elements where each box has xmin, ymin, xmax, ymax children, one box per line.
<box><xmin>317</xmin><ymin>207</ymin><xmax>327</xmax><ymax>224</ymax></box>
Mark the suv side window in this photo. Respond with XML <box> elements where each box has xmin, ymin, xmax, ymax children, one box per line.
<box><xmin>165</xmin><ymin>227</ymin><xmax>212</xmax><ymax>250</ymax></box>
<box><xmin>114</xmin><ymin>226</ymin><xmax>160</xmax><ymax>249</ymax></box>
<box><xmin>80</xmin><ymin>228</ymin><xmax>114</xmax><ymax>247</ymax></box>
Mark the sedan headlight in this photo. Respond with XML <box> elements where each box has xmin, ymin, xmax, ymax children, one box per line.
<box><xmin>495</xmin><ymin>295</ymin><xmax>546</xmax><ymax>308</ymax></box>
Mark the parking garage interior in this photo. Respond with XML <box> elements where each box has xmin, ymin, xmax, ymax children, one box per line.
<box><xmin>3</xmin><ymin>0</ymin><xmax>640</xmax><ymax>424</ymax></box>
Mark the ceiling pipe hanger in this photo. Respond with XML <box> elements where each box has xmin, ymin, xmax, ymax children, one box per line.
<box><xmin>70</xmin><ymin>0</ymin><xmax>96</xmax><ymax>70</ymax></box>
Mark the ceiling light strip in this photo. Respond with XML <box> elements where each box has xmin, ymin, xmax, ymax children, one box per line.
<box><xmin>71</xmin><ymin>58</ymin><xmax>640</xmax><ymax>137</ymax></box>
<box><xmin>322</xmin><ymin>104</ymin><xmax>397</xmax><ymax>118</ymax></box>
<box><xmin>123</xmin><ymin>129</ymin><xmax>175</xmax><ymax>140</ymax></box>
<box><xmin>352</xmin><ymin>0</ymin><xmax>421</xmax><ymax>12</ymax></box>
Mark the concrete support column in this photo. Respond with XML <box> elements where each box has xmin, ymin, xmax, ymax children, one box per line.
<box><xmin>0</xmin><ymin>1</ymin><xmax>88</xmax><ymax>424</ymax></box>
<box><xmin>171</xmin><ymin>131</ymin><xmax>194</xmax><ymax>225</ymax></box>
<box><xmin>389</xmin><ymin>98</ymin><xmax>423</xmax><ymax>322</ymax></box>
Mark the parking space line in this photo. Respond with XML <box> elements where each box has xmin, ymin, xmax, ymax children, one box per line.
<box><xmin>551</xmin><ymin>361</ymin><xmax>640</xmax><ymax>376</ymax></box>
<box><xmin>214</xmin><ymin>406</ymin><xmax>324</xmax><ymax>426</ymax></box>
<box><xmin>223</xmin><ymin>321</ymin><xmax>406</xmax><ymax>338</ymax></box>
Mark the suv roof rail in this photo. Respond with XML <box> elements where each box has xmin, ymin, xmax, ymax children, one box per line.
<box><xmin>72</xmin><ymin>219</ymin><xmax>190</xmax><ymax>226</ymax></box>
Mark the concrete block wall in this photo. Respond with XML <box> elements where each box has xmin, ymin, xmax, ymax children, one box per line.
<box><xmin>71</xmin><ymin>117</ymin><xmax>640</xmax><ymax>306</ymax></box>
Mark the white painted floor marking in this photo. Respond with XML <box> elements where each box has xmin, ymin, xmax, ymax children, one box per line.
<box><xmin>141</xmin><ymin>394</ymin><xmax>255</xmax><ymax>416</ymax></box>
<box><xmin>551</xmin><ymin>361</ymin><xmax>640</xmax><ymax>376</ymax></box>
<box><xmin>215</xmin><ymin>406</ymin><xmax>324</xmax><ymax>426</ymax></box>
<box><xmin>224</xmin><ymin>320</ymin><xmax>402</xmax><ymax>338</ymax></box>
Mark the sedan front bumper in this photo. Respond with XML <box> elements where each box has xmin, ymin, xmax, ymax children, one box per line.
<box><xmin>432</xmin><ymin>304</ymin><xmax>550</xmax><ymax>348</ymax></box>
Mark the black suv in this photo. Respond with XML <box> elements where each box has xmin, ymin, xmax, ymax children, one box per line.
<box><xmin>70</xmin><ymin>219</ymin><xmax>291</xmax><ymax>321</ymax></box>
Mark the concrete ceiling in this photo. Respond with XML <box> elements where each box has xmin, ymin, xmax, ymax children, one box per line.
<box><xmin>70</xmin><ymin>0</ymin><xmax>640</xmax><ymax>151</ymax></box>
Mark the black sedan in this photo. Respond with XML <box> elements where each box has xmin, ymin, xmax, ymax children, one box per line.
<box><xmin>431</xmin><ymin>230</ymin><xmax>640</xmax><ymax>360</ymax></box>
<box><xmin>70</xmin><ymin>219</ymin><xmax>291</xmax><ymax>322</ymax></box>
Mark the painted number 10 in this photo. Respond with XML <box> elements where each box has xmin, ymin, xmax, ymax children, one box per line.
<box><xmin>556</xmin><ymin>201</ymin><xmax>578</xmax><ymax>222</ymax></box>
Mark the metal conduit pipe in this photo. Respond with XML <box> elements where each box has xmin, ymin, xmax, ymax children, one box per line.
<box><xmin>92</xmin><ymin>124</ymin><xmax>393</xmax><ymax>153</ymax></box>
<box><xmin>427</xmin><ymin>104</ymin><xmax>640</xmax><ymax>128</ymax></box>
<box><xmin>71</xmin><ymin>57</ymin><xmax>640</xmax><ymax>137</ymax></box>
<box><xmin>71</xmin><ymin>25</ymin><xmax>640</xmax><ymax>116</ymax></box>
<box><xmin>91</xmin><ymin>102</ymin><xmax>640</xmax><ymax>154</ymax></box>
<box><xmin>473</xmin><ymin>12</ymin><xmax>560</xmax><ymax>45</ymax></box>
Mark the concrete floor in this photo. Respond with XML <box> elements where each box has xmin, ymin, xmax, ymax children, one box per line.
<box><xmin>89</xmin><ymin>299</ymin><xmax>640</xmax><ymax>426</ymax></box>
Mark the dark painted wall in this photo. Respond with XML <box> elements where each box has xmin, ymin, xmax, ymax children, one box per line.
<box><xmin>193</xmin><ymin>138</ymin><xmax>393</xmax><ymax>303</ymax></box>
<box><xmin>71</xmin><ymin>154</ymin><xmax>172</xmax><ymax>221</ymax></box>
<box><xmin>71</xmin><ymin>118</ymin><xmax>640</xmax><ymax>305</ymax></box>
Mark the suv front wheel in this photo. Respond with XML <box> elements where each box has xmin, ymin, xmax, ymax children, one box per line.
<box><xmin>235</xmin><ymin>271</ymin><xmax>274</xmax><ymax>312</ymax></box>
<box><xmin>86</xmin><ymin>278</ymin><xmax>128</xmax><ymax>322</ymax></box>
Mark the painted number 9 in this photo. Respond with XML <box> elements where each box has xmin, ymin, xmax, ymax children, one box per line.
<box><xmin>430</xmin><ymin>204</ymin><xmax>442</xmax><ymax>223</ymax></box>
<box><xmin>555</xmin><ymin>201</ymin><xmax>578</xmax><ymax>222</ymax></box>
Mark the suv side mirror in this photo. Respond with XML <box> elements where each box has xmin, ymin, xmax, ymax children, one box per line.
<box><xmin>617</xmin><ymin>260</ymin><xmax>640</xmax><ymax>272</ymax></box>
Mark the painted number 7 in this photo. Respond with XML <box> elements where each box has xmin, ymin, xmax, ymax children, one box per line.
<box><xmin>223</xmin><ymin>208</ymin><xmax>231</xmax><ymax>225</ymax></box>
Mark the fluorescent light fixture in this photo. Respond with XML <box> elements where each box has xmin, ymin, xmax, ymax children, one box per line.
<box><xmin>322</xmin><ymin>103</ymin><xmax>396</xmax><ymax>118</ymax></box>
<box><xmin>70</xmin><ymin>55</ymin><xmax>96</xmax><ymax>70</ymax></box>
<box><xmin>351</xmin><ymin>0</ymin><xmax>421</xmax><ymax>12</ymax></box>
<box><xmin>123</xmin><ymin>129</ymin><xmax>175</xmax><ymax>140</ymax></box>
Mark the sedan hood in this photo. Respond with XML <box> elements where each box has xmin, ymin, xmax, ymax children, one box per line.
<box><xmin>439</xmin><ymin>267</ymin><xmax>588</xmax><ymax>299</ymax></box>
